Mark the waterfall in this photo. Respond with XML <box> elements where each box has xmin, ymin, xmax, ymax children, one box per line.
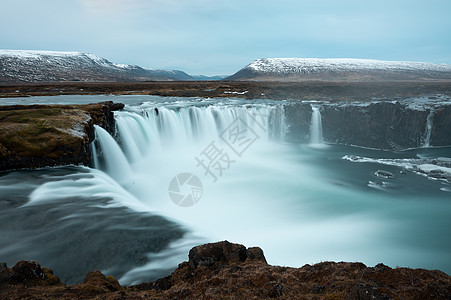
<box><xmin>92</xmin><ymin>125</ymin><xmax>133</xmax><ymax>183</ymax></box>
<box><xmin>91</xmin><ymin>102</ymin><xmax>286</xmax><ymax>186</ymax></box>
<box><xmin>309</xmin><ymin>105</ymin><xmax>324</xmax><ymax>146</ymax></box>
<box><xmin>423</xmin><ymin>110</ymin><xmax>434</xmax><ymax>148</ymax></box>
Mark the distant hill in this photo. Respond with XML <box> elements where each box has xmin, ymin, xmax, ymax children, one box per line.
<box><xmin>190</xmin><ymin>74</ymin><xmax>227</xmax><ymax>81</ymax></box>
<box><xmin>226</xmin><ymin>58</ymin><xmax>451</xmax><ymax>81</ymax></box>
<box><xmin>0</xmin><ymin>50</ymin><xmax>220</xmax><ymax>83</ymax></box>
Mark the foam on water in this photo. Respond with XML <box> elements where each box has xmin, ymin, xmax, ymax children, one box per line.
<box><xmin>88</xmin><ymin>99</ymin><xmax>451</xmax><ymax>283</ymax></box>
<box><xmin>3</xmin><ymin>97</ymin><xmax>450</xmax><ymax>285</ymax></box>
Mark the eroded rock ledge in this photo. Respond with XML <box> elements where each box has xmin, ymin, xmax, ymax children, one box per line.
<box><xmin>0</xmin><ymin>101</ymin><xmax>124</xmax><ymax>171</ymax></box>
<box><xmin>1</xmin><ymin>241</ymin><xmax>450</xmax><ymax>299</ymax></box>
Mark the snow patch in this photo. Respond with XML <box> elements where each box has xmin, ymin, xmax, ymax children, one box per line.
<box><xmin>343</xmin><ymin>155</ymin><xmax>451</xmax><ymax>182</ymax></box>
<box><xmin>0</xmin><ymin>50</ymin><xmax>83</xmax><ymax>58</ymax></box>
<box><xmin>113</xmin><ymin>63</ymin><xmax>132</xmax><ymax>69</ymax></box>
<box><xmin>223</xmin><ymin>91</ymin><xmax>249</xmax><ymax>95</ymax></box>
<box><xmin>246</xmin><ymin>58</ymin><xmax>451</xmax><ymax>74</ymax></box>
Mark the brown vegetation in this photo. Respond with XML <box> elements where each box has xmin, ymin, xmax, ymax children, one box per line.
<box><xmin>1</xmin><ymin>80</ymin><xmax>451</xmax><ymax>101</ymax></box>
<box><xmin>1</xmin><ymin>241</ymin><xmax>450</xmax><ymax>299</ymax></box>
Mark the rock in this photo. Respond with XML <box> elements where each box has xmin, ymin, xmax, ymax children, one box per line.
<box><xmin>172</xmin><ymin>241</ymin><xmax>267</xmax><ymax>286</ymax></box>
<box><xmin>0</xmin><ymin>260</ymin><xmax>62</xmax><ymax>287</ymax></box>
<box><xmin>82</xmin><ymin>270</ymin><xmax>122</xmax><ymax>292</ymax></box>
<box><xmin>10</xmin><ymin>260</ymin><xmax>45</xmax><ymax>284</ymax></box>
<box><xmin>375</xmin><ymin>170</ymin><xmax>395</xmax><ymax>179</ymax></box>
<box><xmin>188</xmin><ymin>240</ymin><xmax>255</xmax><ymax>269</ymax></box>
<box><xmin>108</xmin><ymin>102</ymin><xmax>125</xmax><ymax>111</ymax></box>
<box><xmin>247</xmin><ymin>246</ymin><xmax>267</xmax><ymax>263</ymax></box>
<box><xmin>431</xmin><ymin>105</ymin><xmax>451</xmax><ymax>146</ymax></box>
<box><xmin>285</xmin><ymin>101</ymin><xmax>451</xmax><ymax>150</ymax></box>
<box><xmin>0</xmin><ymin>262</ymin><xmax>11</xmax><ymax>285</ymax></box>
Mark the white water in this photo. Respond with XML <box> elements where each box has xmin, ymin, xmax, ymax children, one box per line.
<box><xmin>0</xmin><ymin>96</ymin><xmax>449</xmax><ymax>286</ymax></box>
<box><xmin>92</xmin><ymin>102</ymin><xmax>296</xmax><ymax>283</ymax></box>
<box><xmin>93</xmin><ymin>125</ymin><xmax>133</xmax><ymax>184</ymax></box>
<box><xmin>86</xmin><ymin>99</ymin><xmax>451</xmax><ymax>285</ymax></box>
<box><xmin>309</xmin><ymin>105</ymin><xmax>324</xmax><ymax>147</ymax></box>
<box><xmin>423</xmin><ymin>110</ymin><xmax>434</xmax><ymax>148</ymax></box>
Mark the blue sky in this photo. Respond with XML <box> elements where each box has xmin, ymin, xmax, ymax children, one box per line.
<box><xmin>1</xmin><ymin>0</ymin><xmax>450</xmax><ymax>75</ymax></box>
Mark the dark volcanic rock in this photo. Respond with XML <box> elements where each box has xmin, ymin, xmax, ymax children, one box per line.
<box><xmin>285</xmin><ymin>101</ymin><xmax>451</xmax><ymax>150</ymax></box>
<box><xmin>321</xmin><ymin>102</ymin><xmax>429</xmax><ymax>150</ymax></box>
<box><xmin>187</xmin><ymin>240</ymin><xmax>265</xmax><ymax>269</ymax></box>
<box><xmin>0</xmin><ymin>260</ymin><xmax>62</xmax><ymax>287</ymax></box>
<box><xmin>431</xmin><ymin>105</ymin><xmax>451</xmax><ymax>146</ymax></box>
<box><xmin>284</xmin><ymin>102</ymin><xmax>312</xmax><ymax>143</ymax></box>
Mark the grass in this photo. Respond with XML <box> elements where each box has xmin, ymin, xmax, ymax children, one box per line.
<box><xmin>0</xmin><ymin>105</ymin><xmax>98</xmax><ymax>159</ymax></box>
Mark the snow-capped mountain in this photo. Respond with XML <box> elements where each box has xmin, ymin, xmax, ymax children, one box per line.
<box><xmin>227</xmin><ymin>58</ymin><xmax>451</xmax><ymax>81</ymax></box>
<box><xmin>0</xmin><ymin>50</ymin><xmax>197</xmax><ymax>83</ymax></box>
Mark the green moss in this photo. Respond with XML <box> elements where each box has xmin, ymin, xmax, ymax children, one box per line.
<box><xmin>0</xmin><ymin>108</ymin><xmax>62</xmax><ymax>123</ymax></box>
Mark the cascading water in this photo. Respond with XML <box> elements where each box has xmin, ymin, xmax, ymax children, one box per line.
<box><xmin>1</xmin><ymin>96</ymin><xmax>450</xmax><ymax>286</ymax></box>
<box><xmin>94</xmin><ymin>103</ymin><xmax>287</xmax><ymax>166</ymax></box>
<box><xmin>93</xmin><ymin>125</ymin><xmax>133</xmax><ymax>183</ymax></box>
<box><xmin>423</xmin><ymin>110</ymin><xmax>434</xmax><ymax>148</ymax></box>
<box><xmin>309</xmin><ymin>105</ymin><xmax>324</xmax><ymax>146</ymax></box>
<box><xmin>88</xmin><ymin>99</ymin><xmax>451</xmax><ymax>285</ymax></box>
<box><xmin>91</xmin><ymin>101</ymin><xmax>291</xmax><ymax>284</ymax></box>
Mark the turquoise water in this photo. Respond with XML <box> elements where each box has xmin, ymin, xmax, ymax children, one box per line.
<box><xmin>0</xmin><ymin>95</ymin><xmax>450</xmax><ymax>285</ymax></box>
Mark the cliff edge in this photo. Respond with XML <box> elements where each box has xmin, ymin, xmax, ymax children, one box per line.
<box><xmin>0</xmin><ymin>101</ymin><xmax>124</xmax><ymax>171</ymax></box>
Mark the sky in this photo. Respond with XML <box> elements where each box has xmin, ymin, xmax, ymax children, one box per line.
<box><xmin>1</xmin><ymin>0</ymin><xmax>451</xmax><ymax>75</ymax></box>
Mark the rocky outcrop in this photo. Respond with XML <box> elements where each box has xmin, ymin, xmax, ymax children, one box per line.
<box><xmin>431</xmin><ymin>105</ymin><xmax>451</xmax><ymax>146</ymax></box>
<box><xmin>1</xmin><ymin>241</ymin><xmax>450</xmax><ymax>299</ymax></box>
<box><xmin>284</xmin><ymin>100</ymin><xmax>451</xmax><ymax>150</ymax></box>
<box><xmin>0</xmin><ymin>101</ymin><xmax>123</xmax><ymax>171</ymax></box>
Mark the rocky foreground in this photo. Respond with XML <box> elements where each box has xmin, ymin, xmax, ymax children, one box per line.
<box><xmin>1</xmin><ymin>241</ymin><xmax>450</xmax><ymax>299</ymax></box>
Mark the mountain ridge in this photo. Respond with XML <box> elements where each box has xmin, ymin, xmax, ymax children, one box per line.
<box><xmin>227</xmin><ymin>58</ymin><xmax>451</xmax><ymax>81</ymax></box>
<box><xmin>0</xmin><ymin>50</ymin><xmax>223</xmax><ymax>83</ymax></box>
